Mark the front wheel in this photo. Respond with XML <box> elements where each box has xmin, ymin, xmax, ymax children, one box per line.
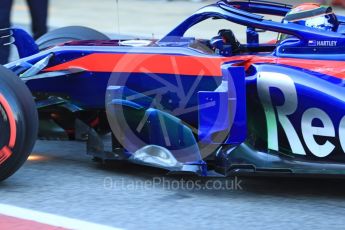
<box><xmin>0</xmin><ymin>66</ymin><xmax>38</xmax><ymax>181</ymax></box>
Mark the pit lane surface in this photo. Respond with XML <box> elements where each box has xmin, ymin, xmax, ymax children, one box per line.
<box><xmin>4</xmin><ymin>0</ymin><xmax>345</xmax><ymax>229</ymax></box>
<box><xmin>1</xmin><ymin>140</ymin><xmax>345</xmax><ymax>230</ymax></box>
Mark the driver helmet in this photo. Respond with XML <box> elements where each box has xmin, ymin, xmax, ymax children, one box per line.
<box><xmin>278</xmin><ymin>3</ymin><xmax>338</xmax><ymax>41</ymax></box>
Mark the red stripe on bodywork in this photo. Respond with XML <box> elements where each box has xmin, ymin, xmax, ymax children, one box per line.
<box><xmin>275</xmin><ymin>58</ymin><xmax>345</xmax><ymax>79</ymax></box>
<box><xmin>238</xmin><ymin>56</ymin><xmax>345</xmax><ymax>79</ymax></box>
<box><xmin>46</xmin><ymin>53</ymin><xmax>227</xmax><ymax>77</ymax></box>
<box><xmin>45</xmin><ymin>53</ymin><xmax>345</xmax><ymax>79</ymax></box>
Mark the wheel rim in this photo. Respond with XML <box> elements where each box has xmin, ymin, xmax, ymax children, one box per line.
<box><xmin>0</xmin><ymin>93</ymin><xmax>17</xmax><ymax>165</ymax></box>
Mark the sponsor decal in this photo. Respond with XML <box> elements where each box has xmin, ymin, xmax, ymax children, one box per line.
<box><xmin>308</xmin><ymin>40</ymin><xmax>337</xmax><ymax>47</ymax></box>
<box><xmin>258</xmin><ymin>72</ymin><xmax>344</xmax><ymax>158</ymax></box>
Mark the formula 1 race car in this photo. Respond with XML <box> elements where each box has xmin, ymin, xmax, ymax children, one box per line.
<box><xmin>2</xmin><ymin>0</ymin><xmax>345</xmax><ymax>180</ymax></box>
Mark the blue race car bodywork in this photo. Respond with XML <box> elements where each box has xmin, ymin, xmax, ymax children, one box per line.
<box><xmin>5</xmin><ymin>0</ymin><xmax>345</xmax><ymax>176</ymax></box>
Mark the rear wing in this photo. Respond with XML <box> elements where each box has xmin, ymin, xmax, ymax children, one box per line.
<box><xmin>0</xmin><ymin>28</ymin><xmax>39</xmax><ymax>59</ymax></box>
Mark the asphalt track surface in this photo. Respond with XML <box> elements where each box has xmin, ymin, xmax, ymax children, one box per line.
<box><xmin>0</xmin><ymin>140</ymin><xmax>345</xmax><ymax>229</ymax></box>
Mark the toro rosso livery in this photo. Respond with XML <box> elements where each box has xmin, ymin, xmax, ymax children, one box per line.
<box><xmin>1</xmin><ymin>0</ymin><xmax>345</xmax><ymax>179</ymax></box>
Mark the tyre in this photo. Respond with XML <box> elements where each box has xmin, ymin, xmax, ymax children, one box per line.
<box><xmin>0</xmin><ymin>65</ymin><xmax>38</xmax><ymax>181</ymax></box>
<box><xmin>36</xmin><ymin>26</ymin><xmax>110</xmax><ymax>50</ymax></box>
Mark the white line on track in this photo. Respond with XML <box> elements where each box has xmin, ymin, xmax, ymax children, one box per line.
<box><xmin>0</xmin><ymin>203</ymin><xmax>124</xmax><ymax>230</ymax></box>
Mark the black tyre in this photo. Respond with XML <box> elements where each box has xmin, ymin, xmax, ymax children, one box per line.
<box><xmin>0</xmin><ymin>66</ymin><xmax>38</xmax><ymax>181</ymax></box>
<box><xmin>36</xmin><ymin>26</ymin><xmax>110</xmax><ymax>50</ymax></box>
